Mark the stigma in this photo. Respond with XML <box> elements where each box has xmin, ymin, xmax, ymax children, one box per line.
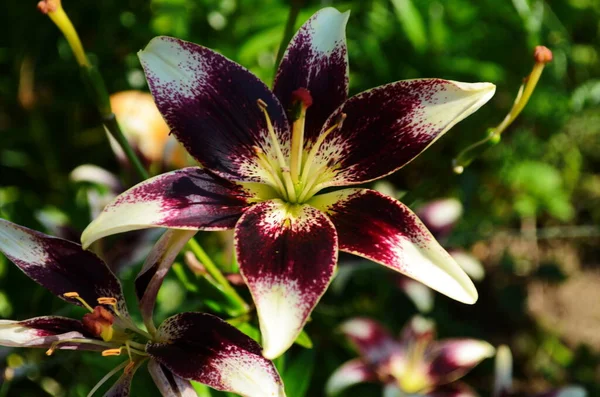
<box><xmin>83</xmin><ymin>306</ymin><xmax>115</xmax><ymax>342</ymax></box>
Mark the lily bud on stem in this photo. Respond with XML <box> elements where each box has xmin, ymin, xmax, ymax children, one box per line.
<box><xmin>452</xmin><ymin>46</ymin><xmax>553</xmax><ymax>174</ymax></box>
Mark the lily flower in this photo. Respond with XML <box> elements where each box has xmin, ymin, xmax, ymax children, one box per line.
<box><xmin>0</xmin><ymin>219</ymin><xmax>284</xmax><ymax>397</ymax></box>
<box><xmin>81</xmin><ymin>7</ymin><xmax>496</xmax><ymax>359</ymax></box>
<box><xmin>326</xmin><ymin>317</ymin><xmax>494</xmax><ymax>396</ymax></box>
<box><xmin>493</xmin><ymin>345</ymin><xmax>586</xmax><ymax>397</ymax></box>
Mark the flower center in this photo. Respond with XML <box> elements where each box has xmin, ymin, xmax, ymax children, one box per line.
<box><xmin>256</xmin><ymin>89</ymin><xmax>345</xmax><ymax>204</ymax></box>
<box><xmin>46</xmin><ymin>292</ymin><xmax>149</xmax><ymax>364</ymax></box>
<box><xmin>389</xmin><ymin>338</ymin><xmax>432</xmax><ymax>393</ymax></box>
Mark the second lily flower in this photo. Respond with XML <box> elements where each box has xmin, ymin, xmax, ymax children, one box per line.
<box><xmin>82</xmin><ymin>7</ymin><xmax>496</xmax><ymax>359</ymax></box>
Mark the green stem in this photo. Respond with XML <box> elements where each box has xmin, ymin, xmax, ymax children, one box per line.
<box><xmin>42</xmin><ymin>3</ymin><xmax>149</xmax><ymax>182</ymax></box>
<box><xmin>274</xmin><ymin>0</ymin><xmax>304</xmax><ymax>73</ymax></box>
<box><xmin>80</xmin><ymin>65</ymin><xmax>149</xmax><ymax>180</ymax></box>
<box><xmin>103</xmin><ymin>112</ymin><xmax>149</xmax><ymax>180</ymax></box>
<box><xmin>186</xmin><ymin>238</ymin><xmax>249</xmax><ymax>313</ymax></box>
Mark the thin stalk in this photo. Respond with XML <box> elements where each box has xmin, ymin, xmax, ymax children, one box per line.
<box><xmin>39</xmin><ymin>1</ymin><xmax>149</xmax><ymax>181</ymax></box>
<box><xmin>274</xmin><ymin>0</ymin><xmax>304</xmax><ymax>72</ymax></box>
<box><xmin>186</xmin><ymin>238</ymin><xmax>249</xmax><ymax>313</ymax></box>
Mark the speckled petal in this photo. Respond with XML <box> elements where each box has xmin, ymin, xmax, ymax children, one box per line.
<box><xmin>273</xmin><ymin>7</ymin><xmax>349</xmax><ymax>142</ymax></box>
<box><xmin>0</xmin><ymin>316</ymin><xmax>95</xmax><ymax>350</ymax></box>
<box><xmin>81</xmin><ymin>167</ymin><xmax>257</xmax><ymax>248</ymax></box>
<box><xmin>339</xmin><ymin>318</ymin><xmax>400</xmax><ymax>366</ymax></box>
<box><xmin>235</xmin><ymin>200</ymin><xmax>338</xmax><ymax>359</ymax></box>
<box><xmin>147</xmin><ymin>360</ymin><xmax>198</xmax><ymax>397</ymax></box>
<box><xmin>309</xmin><ymin>80</ymin><xmax>495</xmax><ymax>188</ymax></box>
<box><xmin>0</xmin><ymin>219</ymin><xmax>128</xmax><ymax>316</ymax></box>
<box><xmin>325</xmin><ymin>359</ymin><xmax>376</xmax><ymax>396</ymax></box>
<box><xmin>310</xmin><ymin>189</ymin><xmax>478</xmax><ymax>304</ymax></box>
<box><xmin>147</xmin><ymin>312</ymin><xmax>285</xmax><ymax>397</ymax></box>
<box><xmin>139</xmin><ymin>36</ymin><xmax>290</xmax><ymax>183</ymax></box>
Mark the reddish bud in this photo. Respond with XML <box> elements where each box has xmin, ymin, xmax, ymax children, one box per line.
<box><xmin>534</xmin><ymin>46</ymin><xmax>553</xmax><ymax>64</ymax></box>
<box><xmin>291</xmin><ymin>88</ymin><xmax>313</xmax><ymax>108</ymax></box>
<box><xmin>37</xmin><ymin>0</ymin><xmax>60</xmax><ymax>14</ymax></box>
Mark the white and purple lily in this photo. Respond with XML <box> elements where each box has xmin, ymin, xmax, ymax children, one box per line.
<box><xmin>327</xmin><ymin>317</ymin><xmax>494</xmax><ymax>396</ymax></box>
<box><xmin>0</xmin><ymin>219</ymin><xmax>284</xmax><ymax>397</ymax></box>
<box><xmin>81</xmin><ymin>7</ymin><xmax>496</xmax><ymax>359</ymax></box>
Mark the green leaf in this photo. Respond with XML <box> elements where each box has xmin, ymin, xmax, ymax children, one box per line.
<box><xmin>294</xmin><ymin>329</ymin><xmax>313</xmax><ymax>349</ymax></box>
<box><xmin>282</xmin><ymin>349</ymin><xmax>316</xmax><ymax>397</ymax></box>
<box><xmin>391</xmin><ymin>0</ymin><xmax>428</xmax><ymax>53</ymax></box>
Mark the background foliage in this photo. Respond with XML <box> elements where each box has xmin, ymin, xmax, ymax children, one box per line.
<box><xmin>1</xmin><ymin>0</ymin><xmax>599</xmax><ymax>396</ymax></box>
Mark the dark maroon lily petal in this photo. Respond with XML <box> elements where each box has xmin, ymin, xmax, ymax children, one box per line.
<box><xmin>339</xmin><ymin>318</ymin><xmax>400</xmax><ymax>366</ymax></box>
<box><xmin>310</xmin><ymin>79</ymin><xmax>495</xmax><ymax>188</ymax></box>
<box><xmin>0</xmin><ymin>316</ymin><xmax>100</xmax><ymax>350</ymax></box>
<box><xmin>235</xmin><ymin>200</ymin><xmax>338</xmax><ymax>359</ymax></box>
<box><xmin>139</xmin><ymin>36</ymin><xmax>291</xmax><ymax>184</ymax></box>
<box><xmin>310</xmin><ymin>189</ymin><xmax>478</xmax><ymax>304</ymax></box>
<box><xmin>135</xmin><ymin>229</ymin><xmax>197</xmax><ymax>335</ymax></box>
<box><xmin>147</xmin><ymin>360</ymin><xmax>197</xmax><ymax>397</ymax></box>
<box><xmin>427</xmin><ymin>339</ymin><xmax>494</xmax><ymax>385</ymax></box>
<box><xmin>416</xmin><ymin>198</ymin><xmax>463</xmax><ymax>240</ymax></box>
<box><xmin>326</xmin><ymin>359</ymin><xmax>377</xmax><ymax>396</ymax></box>
<box><xmin>147</xmin><ymin>312</ymin><xmax>285</xmax><ymax>397</ymax></box>
<box><xmin>81</xmin><ymin>167</ymin><xmax>262</xmax><ymax>248</ymax></box>
<box><xmin>0</xmin><ymin>219</ymin><xmax>128</xmax><ymax>316</ymax></box>
<box><xmin>273</xmin><ymin>7</ymin><xmax>349</xmax><ymax>142</ymax></box>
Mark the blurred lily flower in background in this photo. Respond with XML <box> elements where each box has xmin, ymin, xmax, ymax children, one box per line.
<box><xmin>493</xmin><ymin>345</ymin><xmax>586</xmax><ymax>397</ymax></box>
<box><xmin>0</xmin><ymin>219</ymin><xmax>284</xmax><ymax>397</ymax></box>
<box><xmin>80</xmin><ymin>7</ymin><xmax>495</xmax><ymax>359</ymax></box>
<box><xmin>327</xmin><ymin>316</ymin><xmax>494</xmax><ymax>396</ymax></box>
<box><xmin>108</xmin><ymin>90</ymin><xmax>190</xmax><ymax>173</ymax></box>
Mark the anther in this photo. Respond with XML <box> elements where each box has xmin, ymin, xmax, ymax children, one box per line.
<box><xmin>102</xmin><ymin>348</ymin><xmax>123</xmax><ymax>357</ymax></box>
<box><xmin>124</xmin><ymin>361</ymin><xmax>136</xmax><ymax>374</ymax></box>
<box><xmin>257</xmin><ymin>98</ymin><xmax>268</xmax><ymax>109</ymax></box>
<box><xmin>46</xmin><ymin>342</ymin><xmax>59</xmax><ymax>356</ymax></box>
<box><xmin>63</xmin><ymin>292</ymin><xmax>94</xmax><ymax>312</ymax></box>
<box><xmin>97</xmin><ymin>297</ymin><xmax>117</xmax><ymax>305</ymax></box>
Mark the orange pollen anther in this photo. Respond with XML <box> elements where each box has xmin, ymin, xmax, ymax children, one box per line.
<box><xmin>534</xmin><ymin>46</ymin><xmax>553</xmax><ymax>64</ymax></box>
<box><xmin>291</xmin><ymin>88</ymin><xmax>313</xmax><ymax>109</ymax></box>
<box><xmin>101</xmin><ymin>348</ymin><xmax>123</xmax><ymax>357</ymax></box>
<box><xmin>98</xmin><ymin>297</ymin><xmax>118</xmax><ymax>306</ymax></box>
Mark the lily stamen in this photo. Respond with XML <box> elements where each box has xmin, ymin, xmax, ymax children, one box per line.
<box><xmin>46</xmin><ymin>338</ymin><xmax>116</xmax><ymax>356</ymax></box>
<box><xmin>63</xmin><ymin>292</ymin><xmax>94</xmax><ymax>312</ymax></box>
<box><xmin>257</xmin><ymin>99</ymin><xmax>298</xmax><ymax>202</ymax></box>
<box><xmin>253</xmin><ymin>146</ymin><xmax>289</xmax><ymax>200</ymax></box>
